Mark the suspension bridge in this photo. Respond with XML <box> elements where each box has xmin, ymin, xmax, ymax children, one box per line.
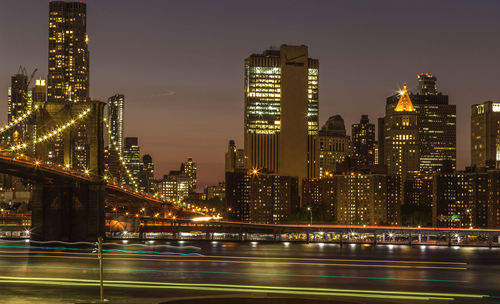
<box><xmin>0</xmin><ymin>100</ymin><xmax>207</xmax><ymax>241</ymax></box>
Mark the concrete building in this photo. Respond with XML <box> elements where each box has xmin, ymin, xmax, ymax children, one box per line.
<box><xmin>471</xmin><ymin>101</ymin><xmax>500</xmax><ymax>168</ymax></box>
<box><xmin>244</xmin><ymin>45</ymin><xmax>319</xmax><ymax>186</ymax></box>
<box><xmin>318</xmin><ymin>115</ymin><xmax>351</xmax><ymax>177</ymax></box>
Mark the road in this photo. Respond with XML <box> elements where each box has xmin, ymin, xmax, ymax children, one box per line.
<box><xmin>0</xmin><ymin>240</ymin><xmax>498</xmax><ymax>303</ymax></box>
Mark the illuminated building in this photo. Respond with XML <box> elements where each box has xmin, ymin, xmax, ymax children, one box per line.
<box><xmin>402</xmin><ymin>172</ymin><xmax>433</xmax><ymax>226</ymax></box>
<box><xmin>159</xmin><ymin>171</ymin><xmax>190</xmax><ymax>202</ymax></box>
<box><xmin>303</xmin><ymin>173</ymin><xmax>388</xmax><ymax>225</ymax></box>
<box><xmin>32</xmin><ymin>78</ymin><xmax>46</xmax><ymax>103</ymax></box>
<box><xmin>318</xmin><ymin>115</ymin><xmax>351</xmax><ymax>177</ymax></box>
<box><xmin>471</xmin><ymin>101</ymin><xmax>500</xmax><ymax>168</ymax></box>
<box><xmin>383</xmin><ymin>84</ymin><xmax>420</xmax><ymax>177</ymax></box>
<box><xmin>488</xmin><ymin>170</ymin><xmax>500</xmax><ymax>228</ymax></box>
<box><xmin>351</xmin><ymin>115</ymin><xmax>375</xmax><ymax>166</ymax></box>
<box><xmin>139</xmin><ymin>154</ymin><xmax>154</xmax><ymax>193</ymax></box>
<box><xmin>7</xmin><ymin>69</ymin><xmax>31</xmax><ymax>142</ymax></box>
<box><xmin>47</xmin><ymin>1</ymin><xmax>89</xmax><ymax>103</ymax></box>
<box><xmin>225</xmin><ymin>140</ymin><xmax>245</xmax><ymax>172</ymax></box>
<box><xmin>226</xmin><ymin>170</ymin><xmax>299</xmax><ymax>224</ymax></box>
<box><xmin>432</xmin><ymin>168</ymin><xmax>491</xmax><ymax>228</ymax></box>
<box><xmin>384</xmin><ymin>74</ymin><xmax>456</xmax><ymax>173</ymax></box>
<box><xmin>107</xmin><ymin>94</ymin><xmax>124</xmax><ymax>155</ymax></box>
<box><xmin>244</xmin><ymin>45</ymin><xmax>319</xmax><ymax>184</ymax></box>
<box><xmin>205</xmin><ymin>182</ymin><xmax>225</xmax><ymax>201</ymax></box>
<box><xmin>123</xmin><ymin>137</ymin><xmax>141</xmax><ymax>185</ymax></box>
<box><xmin>181</xmin><ymin>158</ymin><xmax>197</xmax><ymax>194</ymax></box>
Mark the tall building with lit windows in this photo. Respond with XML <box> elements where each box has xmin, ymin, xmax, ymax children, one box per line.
<box><xmin>384</xmin><ymin>74</ymin><xmax>456</xmax><ymax>173</ymax></box>
<box><xmin>107</xmin><ymin>94</ymin><xmax>124</xmax><ymax>155</ymax></box>
<box><xmin>384</xmin><ymin>84</ymin><xmax>420</xmax><ymax>177</ymax></box>
<box><xmin>318</xmin><ymin>115</ymin><xmax>351</xmax><ymax>177</ymax></box>
<box><xmin>244</xmin><ymin>44</ymin><xmax>319</xmax><ymax>185</ymax></box>
<box><xmin>124</xmin><ymin>137</ymin><xmax>141</xmax><ymax>186</ymax></box>
<box><xmin>7</xmin><ymin>69</ymin><xmax>32</xmax><ymax>142</ymax></box>
<box><xmin>47</xmin><ymin>1</ymin><xmax>89</xmax><ymax>103</ymax></box>
<box><xmin>471</xmin><ymin>101</ymin><xmax>500</xmax><ymax>168</ymax></box>
<box><xmin>181</xmin><ymin>158</ymin><xmax>197</xmax><ymax>194</ymax></box>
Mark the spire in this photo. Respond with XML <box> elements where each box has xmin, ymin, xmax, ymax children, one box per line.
<box><xmin>394</xmin><ymin>84</ymin><xmax>415</xmax><ymax>112</ymax></box>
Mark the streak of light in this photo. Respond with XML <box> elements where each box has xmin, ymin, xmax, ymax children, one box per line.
<box><xmin>0</xmin><ymin>276</ymin><xmax>488</xmax><ymax>301</ymax></box>
<box><xmin>0</xmin><ymin>265</ymin><xmax>470</xmax><ymax>283</ymax></box>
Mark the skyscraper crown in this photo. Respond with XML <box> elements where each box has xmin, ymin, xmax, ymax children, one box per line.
<box><xmin>394</xmin><ymin>84</ymin><xmax>416</xmax><ymax>112</ymax></box>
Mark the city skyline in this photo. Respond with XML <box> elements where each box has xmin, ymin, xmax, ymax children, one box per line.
<box><xmin>1</xmin><ymin>1</ymin><xmax>500</xmax><ymax>187</ymax></box>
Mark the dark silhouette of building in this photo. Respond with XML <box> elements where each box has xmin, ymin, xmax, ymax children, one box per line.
<box><xmin>318</xmin><ymin>115</ymin><xmax>351</xmax><ymax>177</ymax></box>
<box><xmin>351</xmin><ymin>115</ymin><xmax>375</xmax><ymax>166</ymax></box>
<box><xmin>139</xmin><ymin>154</ymin><xmax>154</xmax><ymax>193</ymax></box>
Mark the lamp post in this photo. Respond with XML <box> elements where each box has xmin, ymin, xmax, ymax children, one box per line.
<box><xmin>307</xmin><ymin>207</ymin><xmax>312</xmax><ymax>226</ymax></box>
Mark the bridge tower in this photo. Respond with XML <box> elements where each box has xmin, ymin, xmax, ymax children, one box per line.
<box><xmin>31</xmin><ymin>101</ymin><xmax>106</xmax><ymax>241</ymax></box>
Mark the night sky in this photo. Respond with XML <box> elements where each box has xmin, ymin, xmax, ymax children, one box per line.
<box><xmin>1</xmin><ymin>0</ymin><xmax>500</xmax><ymax>189</ymax></box>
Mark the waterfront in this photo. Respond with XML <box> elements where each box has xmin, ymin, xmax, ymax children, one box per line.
<box><xmin>0</xmin><ymin>240</ymin><xmax>498</xmax><ymax>303</ymax></box>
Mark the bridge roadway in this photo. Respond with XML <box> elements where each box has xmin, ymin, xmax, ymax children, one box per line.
<box><xmin>0</xmin><ymin>152</ymin><xmax>177</xmax><ymax>210</ymax></box>
<box><xmin>135</xmin><ymin>218</ymin><xmax>500</xmax><ymax>247</ymax></box>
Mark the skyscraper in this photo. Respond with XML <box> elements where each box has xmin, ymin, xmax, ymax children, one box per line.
<box><xmin>107</xmin><ymin>94</ymin><xmax>124</xmax><ymax>155</ymax></box>
<box><xmin>385</xmin><ymin>74</ymin><xmax>456</xmax><ymax>173</ymax></box>
<box><xmin>124</xmin><ymin>137</ymin><xmax>141</xmax><ymax>186</ymax></box>
<box><xmin>244</xmin><ymin>45</ymin><xmax>319</xmax><ymax>183</ymax></box>
<box><xmin>318</xmin><ymin>115</ymin><xmax>351</xmax><ymax>177</ymax></box>
<box><xmin>225</xmin><ymin>140</ymin><xmax>245</xmax><ymax>172</ymax></box>
<box><xmin>7</xmin><ymin>69</ymin><xmax>31</xmax><ymax>142</ymax></box>
<box><xmin>47</xmin><ymin>1</ymin><xmax>89</xmax><ymax>103</ymax></box>
<box><xmin>32</xmin><ymin>78</ymin><xmax>47</xmax><ymax>103</ymax></box>
<box><xmin>139</xmin><ymin>154</ymin><xmax>154</xmax><ymax>193</ymax></box>
<box><xmin>471</xmin><ymin>101</ymin><xmax>500</xmax><ymax>168</ymax></box>
<box><xmin>181</xmin><ymin>158</ymin><xmax>197</xmax><ymax>194</ymax></box>
<box><xmin>351</xmin><ymin>115</ymin><xmax>375</xmax><ymax>166</ymax></box>
<box><xmin>384</xmin><ymin>85</ymin><xmax>420</xmax><ymax>178</ymax></box>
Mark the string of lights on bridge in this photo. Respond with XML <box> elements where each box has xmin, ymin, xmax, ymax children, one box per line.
<box><xmin>103</xmin><ymin>118</ymin><xmax>139</xmax><ymax>191</ymax></box>
<box><xmin>0</xmin><ymin>105</ymin><xmax>39</xmax><ymax>135</ymax></box>
<box><xmin>9</xmin><ymin>107</ymin><xmax>91</xmax><ymax>152</ymax></box>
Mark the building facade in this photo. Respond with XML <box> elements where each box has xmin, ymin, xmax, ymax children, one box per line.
<box><xmin>107</xmin><ymin>94</ymin><xmax>124</xmax><ymax>155</ymax></box>
<box><xmin>139</xmin><ymin>154</ymin><xmax>154</xmax><ymax>193</ymax></box>
<box><xmin>318</xmin><ymin>115</ymin><xmax>351</xmax><ymax>177</ymax></box>
<box><xmin>181</xmin><ymin>158</ymin><xmax>197</xmax><ymax>194</ymax></box>
<box><xmin>47</xmin><ymin>1</ymin><xmax>89</xmax><ymax>103</ymax></box>
<box><xmin>385</xmin><ymin>74</ymin><xmax>456</xmax><ymax>173</ymax></box>
<box><xmin>225</xmin><ymin>140</ymin><xmax>245</xmax><ymax>172</ymax></box>
<box><xmin>123</xmin><ymin>137</ymin><xmax>141</xmax><ymax>186</ymax></box>
<box><xmin>471</xmin><ymin>101</ymin><xmax>500</xmax><ymax>168</ymax></box>
<box><xmin>244</xmin><ymin>45</ymin><xmax>319</xmax><ymax>183</ymax></box>
<box><xmin>7</xmin><ymin>69</ymin><xmax>31</xmax><ymax>142</ymax></box>
<box><xmin>226</xmin><ymin>170</ymin><xmax>299</xmax><ymax>224</ymax></box>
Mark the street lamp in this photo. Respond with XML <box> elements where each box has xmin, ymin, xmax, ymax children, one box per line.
<box><xmin>307</xmin><ymin>207</ymin><xmax>312</xmax><ymax>226</ymax></box>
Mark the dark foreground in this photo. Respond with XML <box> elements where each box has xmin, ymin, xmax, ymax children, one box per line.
<box><xmin>0</xmin><ymin>240</ymin><xmax>499</xmax><ymax>303</ymax></box>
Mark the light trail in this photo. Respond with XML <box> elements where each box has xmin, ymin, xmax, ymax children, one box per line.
<box><xmin>0</xmin><ymin>254</ymin><xmax>467</xmax><ymax>270</ymax></box>
<box><xmin>0</xmin><ymin>245</ymin><xmax>203</xmax><ymax>256</ymax></box>
<box><xmin>0</xmin><ymin>264</ymin><xmax>470</xmax><ymax>283</ymax></box>
<box><xmin>0</xmin><ymin>276</ymin><xmax>488</xmax><ymax>301</ymax></box>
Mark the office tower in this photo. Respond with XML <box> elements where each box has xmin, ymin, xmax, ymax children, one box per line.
<box><xmin>123</xmin><ymin>137</ymin><xmax>141</xmax><ymax>186</ymax></box>
<box><xmin>386</xmin><ymin>74</ymin><xmax>456</xmax><ymax>173</ymax></box>
<box><xmin>139</xmin><ymin>154</ymin><xmax>154</xmax><ymax>193</ymax></box>
<box><xmin>402</xmin><ymin>172</ymin><xmax>433</xmax><ymax>226</ymax></box>
<box><xmin>7</xmin><ymin>69</ymin><xmax>31</xmax><ymax>142</ymax></box>
<box><xmin>32</xmin><ymin>78</ymin><xmax>47</xmax><ymax>103</ymax></box>
<box><xmin>107</xmin><ymin>94</ymin><xmax>124</xmax><ymax>155</ymax></box>
<box><xmin>377</xmin><ymin>117</ymin><xmax>385</xmax><ymax>163</ymax></box>
<box><xmin>351</xmin><ymin>115</ymin><xmax>375</xmax><ymax>166</ymax></box>
<box><xmin>318</xmin><ymin>115</ymin><xmax>351</xmax><ymax>177</ymax></box>
<box><xmin>488</xmin><ymin>170</ymin><xmax>500</xmax><ymax>228</ymax></box>
<box><xmin>471</xmin><ymin>101</ymin><xmax>500</xmax><ymax>168</ymax></box>
<box><xmin>225</xmin><ymin>140</ymin><xmax>245</xmax><ymax>172</ymax></box>
<box><xmin>159</xmin><ymin>171</ymin><xmax>189</xmax><ymax>202</ymax></box>
<box><xmin>244</xmin><ymin>45</ymin><xmax>319</xmax><ymax>182</ymax></box>
<box><xmin>226</xmin><ymin>170</ymin><xmax>299</xmax><ymax>224</ymax></box>
<box><xmin>181</xmin><ymin>158</ymin><xmax>197</xmax><ymax>194</ymax></box>
<box><xmin>384</xmin><ymin>85</ymin><xmax>420</xmax><ymax>177</ymax></box>
<box><xmin>47</xmin><ymin>1</ymin><xmax>89</xmax><ymax>103</ymax></box>
<box><xmin>205</xmin><ymin>182</ymin><xmax>226</xmax><ymax>201</ymax></box>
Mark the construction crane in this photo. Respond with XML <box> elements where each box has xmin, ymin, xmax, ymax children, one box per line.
<box><xmin>27</xmin><ymin>68</ymin><xmax>38</xmax><ymax>88</ymax></box>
